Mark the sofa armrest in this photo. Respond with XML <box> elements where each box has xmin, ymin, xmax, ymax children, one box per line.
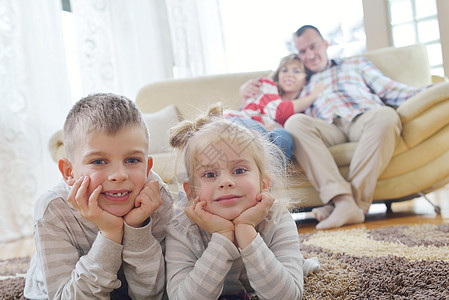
<box><xmin>397</xmin><ymin>82</ymin><xmax>449</xmax><ymax>148</ymax></box>
<box><xmin>48</xmin><ymin>129</ymin><xmax>66</xmax><ymax>162</ymax></box>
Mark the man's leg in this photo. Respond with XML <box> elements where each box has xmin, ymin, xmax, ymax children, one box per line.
<box><xmin>285</xmin><ymin>114</ymin><xmax>350</xmax><ymax>202</ymax></box>
<box><xmin>347</xmin><ymin>106</ymin><xmax>402</xmax><ymax>211</ymax></box>
<box><xmin>285</xmin><ymin>114</ymin><xmax>364</xmax><ymax>229</ymax></box>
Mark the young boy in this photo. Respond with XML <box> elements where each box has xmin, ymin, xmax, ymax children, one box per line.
<box><xmin>24</xmin><ymin>93</ymin><xmax>174</xmax><ymax>299</ymax></box>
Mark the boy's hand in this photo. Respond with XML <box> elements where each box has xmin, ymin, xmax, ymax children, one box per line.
<box><xmin>124</xmin><ymin>180</ymin><xmax>162</xmax><ymax>228</ymax></box>
<box><xmin>68</xmin><ymin>176</ymin><xmax>123</xmax><ymax>243</ymax></box>
<box><xmin>185</xmin><ymin>198</ymin><xmax>234</xmax><ymax>242</ymax></box>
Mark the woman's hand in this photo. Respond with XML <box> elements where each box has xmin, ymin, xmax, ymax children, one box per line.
<box><xmin>310</xmin><ymin>81</ymin><xmax>325</xmax><ymax>97</ymax></box>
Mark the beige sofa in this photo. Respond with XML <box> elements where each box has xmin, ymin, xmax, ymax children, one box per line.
<box><xmin>50</xmin><ymin>44</ymin><xmax>449</xmax><ymax>212</ymax></box>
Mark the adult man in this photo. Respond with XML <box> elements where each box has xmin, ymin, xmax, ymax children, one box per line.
<box><xmin>240</xmin><ymin>25</ymin><xmax>429</xmax><ymax>229</ymax></box>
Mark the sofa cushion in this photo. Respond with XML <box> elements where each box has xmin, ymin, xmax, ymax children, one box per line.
<box><xmin>143</xmin><ymin>104</ymin><xmax>180</xmax><ymax>154</ymax></box>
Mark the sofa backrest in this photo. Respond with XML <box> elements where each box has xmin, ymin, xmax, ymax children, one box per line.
<box><xmin>136</xmin><ymin>44</ymin><xmax>431</xmax><ymax>119</ymax></box>
<box><xmin>136</xmin><ymin>70</ymin><xmax>270</xmax><ymax>120</ymax></box>
<box><xmin>360</xmin><ymin>44</ymin><xmax>430</xmax><ymax>88</ymax></box>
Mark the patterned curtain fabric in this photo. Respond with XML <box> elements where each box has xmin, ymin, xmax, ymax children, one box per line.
<box><xmin>0</xmin><ymin>0</ymin><xmax>174</xmax><ymax>242</ymax></box>
<box><xmin>165</xmin><ymin>0</ymin><xmax>227</xmax><ymax>77</ymax></box>
<box><xmin>0</xmin><ymin>0</ymin><xmax>72</xmax><ymax>242</ymax></box>
<box><xmin>70</xmin><ymin>0</ymin><xmax>173</xmax><ymax>99</ymax></box>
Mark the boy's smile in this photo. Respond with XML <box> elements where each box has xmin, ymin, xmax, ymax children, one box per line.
<box><xmin>64</xmin><ymin>126</ymin><xmax>151</xmax><ymax>217</ymax></box>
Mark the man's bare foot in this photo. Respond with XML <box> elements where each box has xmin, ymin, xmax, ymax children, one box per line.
<box><xmin>311</xmin><ymin>204</ymin><xmax>334</xmax><ymax>222</ymax></box>
<box><xmin>316</xmin><ymin>195</ymin><xmax>365</xmax><ymax>230</ymax></box>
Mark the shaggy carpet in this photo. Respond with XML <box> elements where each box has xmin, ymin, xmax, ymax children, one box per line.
<box><xmin>1</xmin><ymin>223</ymin><xmax>448</xmax><ymax>299</ymax></box>
<box><xmin>300</xmin><ymin>223</ymin><xmax>449</xmax><ymax>299</ymax></box>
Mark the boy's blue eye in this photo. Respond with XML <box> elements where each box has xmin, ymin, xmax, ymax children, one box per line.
<box><xmin>92</xmin><ymin>159</ymin><xmax>105</xmax><ymax>165</ymax></box>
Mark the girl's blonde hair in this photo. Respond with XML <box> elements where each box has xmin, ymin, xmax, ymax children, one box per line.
<box><xmin>270</xmin><ymin>53</ymin><xmax>303</xmax><ymax>97</ymax></box>
<box><xmin>169</xmin><ymin>102</ymin><xmax>292</xmax><ymax>209</ymax></box>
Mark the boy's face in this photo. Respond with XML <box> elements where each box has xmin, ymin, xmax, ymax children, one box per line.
<box><xmin>62</xmin><ymin>126</ymin><xmax>151</xmax><ymax>217</ymax></box>
<box><xmin>184</xmin><ymin>140</ymin><xmax>269</xmax><ymax>220</ymax></box>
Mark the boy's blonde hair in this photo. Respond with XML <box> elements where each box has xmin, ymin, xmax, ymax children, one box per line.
<box><xmin>63</xmin><ymin>93</ymin><xmax>149</xmax><ymax>160</ymax></box>
<box><xmin>169</xmin><ymin>103</ymin><xmax>291</xmax><ymax>208</ymax></box>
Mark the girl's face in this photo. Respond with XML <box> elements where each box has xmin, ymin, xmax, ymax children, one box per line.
<box><xmin>278</xmin><ymin>59</ymin><xmax>306</xmax><ymax>99</ymax></box>
<box><xmin>185</xmin><ymin>140</ymin><xmax>269</xmax><ymax>220</ymax></box>
<box><xmin>62</xmin><ymin>126</ymin><xmax>151</xmax><ymax>217</ymax></box>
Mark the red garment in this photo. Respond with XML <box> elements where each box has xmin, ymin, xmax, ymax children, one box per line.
<box><xmin>242</xmin><ymin>78</ymin><xmax>294</xmax><ymax>126</ymax></box>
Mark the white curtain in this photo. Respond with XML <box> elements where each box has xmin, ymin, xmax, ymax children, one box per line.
<box><xmin>165</xmin><ymin>0</ymin><xmax>227</xmax><ymax>77</ymax></box>
<box><xmin>70</xmin><ymin>0</ymin><xmax>174</xmax><ymax>100</ymax></box>
<box><xmin>0</xmin><ymin>0</ymin><xmax>176</xmax><ymax>242</ymax></box>
<box><xmin>0</xmin><ymin>0</ymin><xmax>72</xmax><ymax>242</ymax></box>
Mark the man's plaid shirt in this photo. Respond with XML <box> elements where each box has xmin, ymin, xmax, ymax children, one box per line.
<box><xmin>301</xmin><ymin>56</ymin><xmax>429</xmax><ymax>123</ymax></box>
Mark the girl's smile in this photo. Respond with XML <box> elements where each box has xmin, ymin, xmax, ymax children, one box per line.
<box><xmin>185</xmin><ymin>140</ymin><xmax>267</xmax><ymax>220</ymax></box>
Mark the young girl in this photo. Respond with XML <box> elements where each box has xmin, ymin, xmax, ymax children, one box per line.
<box><xmin>226</xmin><ymin>53</ymin><xmax>325</xmax><ymax>161</ymax></box>
<box><xmin>165</xmin><ymin>103</ymin><xmax>319</xmax><ymax>300</ymax></box>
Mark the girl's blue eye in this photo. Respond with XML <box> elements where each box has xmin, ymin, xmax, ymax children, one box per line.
<box><xmin>203</xmin><ymin>172</ymin><xmax>216</xmax><ymax>179</ymax></box>
<box><xmin>234</xmin><ymin>168</ymin><xmax>246</xmax><ymax>175</ymax></box>
<box><xmin>126</xmin><ymin>158</ymin><xmax>140</xmax><ymax>164</ymax></box>
<box><xmin>294</xmin><ymin>69</ymin><xmax>302</xmax><ymax>73</ymax></box>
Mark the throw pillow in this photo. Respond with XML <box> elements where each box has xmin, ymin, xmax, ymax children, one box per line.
<box><xmin>143</xmin><ymin>105</ymin><xmax>180</xmax><ymax>154</ymax></box>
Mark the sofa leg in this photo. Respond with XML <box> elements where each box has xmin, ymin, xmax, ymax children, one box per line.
<box><xmin>418</xmin><ymin>192</ymin><xmax>442</xmax><ymax>214</ymax></box>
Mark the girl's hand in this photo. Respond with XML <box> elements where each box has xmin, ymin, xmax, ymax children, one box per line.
<box><xmin>233</xmin><ymin>192</ymin><xmax>274</xmax><ymax>249</ymax></box>
<box><xmin>67</xmin><ymin>176</ymin><xmax>123</xmax><ymax>243</ymax></box>
<box><xmin>185</xmin><ymin>198</ymin><xmax>235</xmax><ymax>242</ymax></box>
<box><xmin>124</xmin><ymin>180</ymin><xmax>162</xmax><ymax>228</ymax></box>
<box><xmin>233</xmin><ymin>192</ymin><xmax>274</xmax><ymax>227</ymax></box>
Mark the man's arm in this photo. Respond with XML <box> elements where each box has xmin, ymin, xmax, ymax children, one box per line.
<box><xmin>360</xmin><ymin>57</ymin><xmax>429</xmax><ymax>107</ymax></box>
<box><xmin>239</xmin><ymin>77</ymin><xmax>263</xmax><ymax>103</ymax></box>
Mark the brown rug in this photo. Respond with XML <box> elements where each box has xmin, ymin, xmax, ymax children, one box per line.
<box><xmin>300</xmin><ymin>223</ymin><xmax>449</xmax><ymax>299</ymax></box>
<box><xmin>0</xmin><ymin>256</ymin><xmax>28</xmax><ymax>300</ymax></box>
<box><xmin>1</xmin><ymin>223</ymin><xmax>448</xmax><ymax>299</ymax></box>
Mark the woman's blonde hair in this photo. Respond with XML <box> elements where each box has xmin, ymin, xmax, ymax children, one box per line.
<box><xmin>270</xmin><ymin>53</ymin><xmax>303</xmax><ymax>97</ymax></box>
<box><xmin>169</xmin><ymin>102</ymin><xmax>292</xmax><ymax>208</ymax></box>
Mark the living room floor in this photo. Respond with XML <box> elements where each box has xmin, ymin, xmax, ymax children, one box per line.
<box><xmin>295</xmin><ymin>184</ymin><xmax>449</xmax><ymax>234</ymax></box>
<box><xmin>1</xmin><ymin>185</ymin><xmax>448</xmax><ymax>260</ymax></box>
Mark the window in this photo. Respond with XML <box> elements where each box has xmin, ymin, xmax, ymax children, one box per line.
<box><xmin>217</xmin><ymin>0</ymin><xmax>365</xmax><ymax>73</ymax></box>
<box><xmin>388</xmin><ymin>0</ymin><xmax>443</xmax><ymax>76</ymax></box>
